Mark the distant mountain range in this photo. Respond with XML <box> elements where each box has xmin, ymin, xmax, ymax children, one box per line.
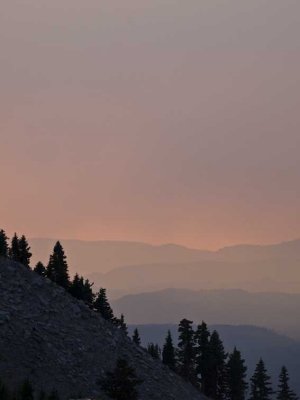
<box><xmin>127</xmin><ymin>324</ymin><xmax>300</xmax><ymax>396</ymax></box>
<box><xmin>30</xmin><ymin>238</ymin><xmax>300</xmax><ymax>295</ymax></box>
<box><xmin>112</xmin><ymin>288</ymin><xmax>300</xmax><ymax>340</ymax></box>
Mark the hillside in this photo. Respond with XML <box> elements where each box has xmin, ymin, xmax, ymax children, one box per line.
<box><xmin>112</xmin><ymin>288</ymin><xmax>300</xmax><ymax>339</ymax></box>
<box><xmin>128</xmin><ymin>324</ymin><xmax>300</xmax><ymax>395</ymax></box>
<box><xmin>0</xmin><ymin>258</ymin><xmax>204</xmax><ymax>400</ymax></box>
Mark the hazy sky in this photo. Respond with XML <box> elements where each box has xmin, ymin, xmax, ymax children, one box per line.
<box><xmin>1</xmin><ymin>0</ymin><xmax>300</xmax><ymax>249</ymax></box>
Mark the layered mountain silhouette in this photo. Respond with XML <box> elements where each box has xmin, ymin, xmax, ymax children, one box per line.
<box><xmin>112</xmin><ymin>288</ymin><xmax>300</xmax><ymax>340</ymax></box>
<box><xmin>0</xmin><ymin>258</ymin><xmax>204</xmax><ymax>400</ymax></box>
<box><xmin>30</xmin><ymin>239</ymin><xmax>300</xmax><ymax>296</ymax></box>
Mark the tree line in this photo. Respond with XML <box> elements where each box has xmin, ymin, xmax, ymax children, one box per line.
<box><xmin>0</xmin><ymin>229</ymin><xmax>298</xmax><ymax>400</ymax></box>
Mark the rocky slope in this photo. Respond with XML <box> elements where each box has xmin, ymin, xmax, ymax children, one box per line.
<box><xmin>0</xmin><ymin>258</ymin><xmax>204</xmax><ymax>400</ymax></box>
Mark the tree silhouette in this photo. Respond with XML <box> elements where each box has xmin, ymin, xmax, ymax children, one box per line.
<box><xmin>94</xmin><ymin>288</ymin><xmax>114</xmax><ymax>321</ymax></box>
<box><xmin>0</xmin><ymin>378</ymin><xmax>9</xmax><ymax>400</ymax></box>
<box><xmin>115</xmin><ymin>314</ymin><xmax>128</xmax><ymax>334</ymax></box>
<box><xmin>132</xmin><ymin>328</ymin><xmax>141</xmax><ymax>346</ymax></box>
<box><xmin>9</xmin><ymin>233</ymin><xmax>20</xmax><ymax>262</ymax></box>
<box><xmin>277</xmin><ymin>366</ymin><xmax>298</xmax><ymax>400</ymax></box>
<box><xmin>100</xmin><ymin>358</ymin><xmax>142</xmax><ymax>400</ymax></box>
<box><xmin>177</xmin><ymin>319</ymin><xmax>196</xmax><ymax>384</ymax></box>
<box><xmin>195</xmin><ymin>321</ymin><xmax>211</xmax><ymax>393</ymax></box>
<box><xmin>162</xmin><ymin>330</ymin><xmax>176</xmax><ymax>370</ymax></box>
<box><xmin>250</xmin><ymin>359</ymin><xmax>273</xmax><ymax>400</ymax></box>
<box><xmin>34</xmin><ymin>262</ymin><xmax>47</xmax><ymax>277</ymax></box>
<box><xmin>46</xmin><ymin>242</ymin><xmax>70</xmax><ymax>289</ymax></box>
<box><xmin>227</xmin><ymin>347</ymin><xmax>248</xmax><ymax>400</ymax></box>
<box><xmin>147</xmin><ymin>343</ymin><xmax>161</xmax><ymax>360</ymax></box>
<box><xmin>0</xmin><ymin>230</ymin><xmax>9</xmax><ymax>258</ymax></box>
<box><xmin>18</xmin><ymin>235</ymin><xmax>32</xmax><ymax>268</ymax></box>
<box><xmin>19</xmin><ymin>379</ymin><xmax>34</xmax><ymax>400</ymax></box>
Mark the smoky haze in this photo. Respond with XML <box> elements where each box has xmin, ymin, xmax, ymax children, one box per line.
<box><xmin>1</xmin><ymin>0</ymin><xmax>300</xmax><ymax>249</ymax></box>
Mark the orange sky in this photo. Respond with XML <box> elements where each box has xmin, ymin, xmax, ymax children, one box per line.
<box><xmin>1</xmin><ymin>0</ymin><xmax>300</xmax><ymax>249</ymax></box>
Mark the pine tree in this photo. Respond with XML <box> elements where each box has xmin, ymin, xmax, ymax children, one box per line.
<box><xmin>9</xmin><ymin>233</ymin><xmax>20</xmax><ymax>262</ymax></box>
<box><xmin>195</xmin><ymin>321</ymin><xmax>211</xmax><ymax>393</ymax></box>
<box><xmin>250</xmin><ymin>359</ymin><xmax>273</xmax><ymax>400</ymax></box>
<box><xmin>132</xmin><ymin>328</ymin><xmax>141</xmax><ymax>346</ymax></box>
<box><xmin>82</xmin><ymin>278</ymin><xmax>94</xmax><ymax>307</ymax></box>
<box><xmin>277</xmin><ymin>366</ymin><xmax>298</xmax><ymax>400</ymax></box>
<box><xmin>0</xmin><ymin>230</ymin><xmax>9</xmax><ymax>258</ymax></box>
<box><xmin>147</xmin><ymin>343</ymin><xmax>161</xmax><ymax>360</ymax></box>
<box><xmin>115</xmin><ymin>314</ymin><xmax>128</xmax><ymax>334</ymax></box>
<box><xmin>34</xmin><ymin>262</ymin><xmax>47</xmax><ymax>277</ymax></box>
<box><xmin>205</xmin><ymin>330</ymin><xmax>228</xmax><ymax>400</ymax></box>
<box><xmin>100</xmin><ymin>358</ymin><xmax>142</xmax><ymax>400</ymax></box>
<box><xmin>69</xmin><ymin>273</ymin><xmax>82</xmax><ymax>299</ymax></box>
<box><xmin>177</xmin><ymin>319</ymin><xmax>197</xmax><ymax>384</ymax></box>
<box><xmin>162</xmin><ymin>330</ymin><xmax>176</xmax><ymax>370</ymax></box>
<box><xmin>227</xmin><ymin>347</ymin><xmax>248</xmax><ymax>400</ymax></box>
<box><xmin>94</xmin><ymin>288</ymin><xmax>114</xmax><ymax>321</ymax></box>
<box><xmin>19</xmin><ymin>379</ymin><xmax>34</xmax><ymax>400</ymax></box>
<box><xmin>46</xmin><ymin>241</ymin><xmax>70</xmax><ymax>289</ymax></box>
<box><xmin>18</xmin><ymin>235</ymin><xmax>32</xmax><ymax>268</ymax></box>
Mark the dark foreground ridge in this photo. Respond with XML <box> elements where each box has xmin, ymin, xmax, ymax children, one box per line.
<box><xmin>0</xmin><ymin>258</ymin><xmax>204</xmax><ymax>400</ymax></box>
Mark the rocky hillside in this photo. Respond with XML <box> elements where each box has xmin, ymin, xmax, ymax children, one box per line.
<box><xmin>0</xmin><ymin>258</ymin><xmax>204</xmax><ymax>400</ymax></box>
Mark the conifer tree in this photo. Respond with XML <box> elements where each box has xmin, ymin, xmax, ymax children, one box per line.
<box><xmin>18</xmin><ymin>235</ymin><xmax>32</xmax><ymax>268</ymax></box>
<box><xmin>34</xmin><ymin>262</ymin><xmax>47</xmax><ymax>277</ymax></box>
<box><xmin>9</xmin><ymin>233</ymin><xmax>20</xmax><ymax>262</ymax></box>
<box><xmin>19</xmin><ymin>379</ymin><xmax>34</xmax><ymax>400</ymax></box>
<box><xmin>0</xmin><ymin>230</ymin><xmax>9</xmax><ymax>258</ymax></box>
<box><xmin>250</xmin><ymin>359</ymin><xmax>273</xmax><ymax>400</ymax></box>
<box><xmin>94</xmin><ymin>288</ymin><xmax>114</xmax><ymax>321</ymax></box>
<box><xmin>46</xmin><ymin>241</ymin><xmax>70</xmax><ymax>289</ymax></box>
<box><xmin>226</xmin><ymin>347</ymin><xmax>248</xmax><ymax>400</ymax></box>
<box><xmin>277</xmin><ymin>366</ymin><xmax>298</xmax><ymax>400</ymax></box>
<box><xmin>177</xmin><ymin>319</ymin><xmax>197</xmax><ymax>384</ymax></box>
<box><xmin>195</xmin><ymin>321</ymin><xmax>211</xmax><ymax>393</ymax></box>
<box><xmin>205</xmin><ymin>330</ymin><xmax>228</xmax><ymax>400</ymax></box>
<box><xmin>48</xmin><ymin>390</ymin><xmax>60</xmax><ymax>400</ymax></box>
<box><xmin>132</xmin><ymin>328</ymin><xmax>141</xmax><ymax>346</ymax></box>
<box><xmin>100</xmin><ymin>358</ymin><xmax>142</xmax><ymax>400</ymax></box>
<box><xmin>147</xmin><ymin>343</ymin><xmax>161</xmax><ymax>360</ymax></box>
<box><xmin>162</xmin><ymin>330</ymin><xmax>176</xmax><ymax>370</ymax></box>
<box><xmin>116</xmin><ymin>314</ymin><xmax>128</xmax><ymax>334</ymax></box>
<box><xmin>82</xmin><ymin>278</ymin><xmax>94</xmax><ymax>307</ymax></box>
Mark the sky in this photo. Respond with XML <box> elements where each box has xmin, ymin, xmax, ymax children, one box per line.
<box><xmin>1</xmin><ymin>0</ymin><xmax>300</xmax><ymax>249</ymax></box>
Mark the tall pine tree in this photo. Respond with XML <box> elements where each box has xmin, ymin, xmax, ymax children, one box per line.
<box><xmin>250</xmin><ymin>359</ymin><xmax>273</xmax><ymax>400</ymax></box>
<box><xmin>94</xmin><ymin>288</ymin><xmax>114</xmax><ymax>321</ymax></box>
<box><xmin>277</xmin><ymin>366</ymin><xmax>298</xmax><ymax>400</ymax></box>
<box><xmin>46</xmin><ymin>241</ymin><xmax>70</xmax><ymax>289</ymax></box>
<box><xmin>195</xmin><ymin>321</ymin><xmax>211</xmax><ymax>394</ymax></box>
<box><xmin>147</xmin><ymin>343</ymin><xmax>161</xmax><ymax>360</ymax></box>
<box><xmin>162</xmin><ymin>330</ymin><xmax>176</xmax><ymax>370</ymax></box>
<box><xmin>100</xmin><ymin>358</ymin><xmax>142</xmax><ymax>400</ymax></box>
<box><xmin>0</xmin><ymin>230</ymin><xmax>9</xmax><ymax>258</ymax></box>
<box><xmin>132</xmin><ymin>328</ymin><xmax>141</xmax><ymax>346</ymax></box>
<box><xmin>227</xmin><ymin>347</ymin><xmax>248</xmax><ymax>400</ymax></box>
<box><xmin>18</xmin><ymin>235</ymin><xmax>32</xmax><ymax>268</ymax></box>
<box><xmin>177</xmin><ymin>319</ymin><xmax>197</xmax><ymax>384</ymax></box>
<box><xmin>34</xmin><ymin>262</ymin><xmax>47</xmax><ymax>277</ymax></box>
<box><xmin>9</xmin><ymin>233</ymin><xmax>20</xmax><ymax>262</ymax></box>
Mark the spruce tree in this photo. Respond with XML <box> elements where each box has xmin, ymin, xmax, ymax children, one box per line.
<box><xmin>177</xmin><ymin>318</ymin><xmax>197</xmax><ymax>384</ymax></box>
<box><xmin>116</xmin><ymin>314</ymin><xmax>128</xmax><ymax>334</ymax></box>
<box><xmin>94</xmin><ymin>288</ymin><xmax>114</xmax><ymax>321</ymax></box>
<box><xmin>162</xmin><ymin>330</ymin><xmax>176</xmax><ymax>370</ymax></box>
<box><xmin>9</xmin><ymin>233</ymin><xmax>20</xmax><ymax>262</ymax></box>
<box><xmin>0</xmin><ymin>230</ymin><xmax>9</xmax><ymax>258</ymax></box>
<box><xmin>277</xmin><ymin>366</ymin><xmax>298</xmax><ymax>400</ymax></box>
<box><xmin>132</xmin><ymin>328</ymin><xmax>141</xmax><ymax>346</ymax></box>
<box><xmin>250</xmin><ymin>359</ymin><xmax>273</xmax><ymax>400</ymax></box>
<box><xmin>46</xmin><ymin>241</ymin><xmax>70</xmax><ymax>289</ymax></box>
<box><xmin>18</xmin><ymin>235</ymin><xmax>32</xmax><ymax>268</ymax></box>
<box><xmin>205</xmin><ymin>330</ymin><xmax>228</xmax><ymax>400</ymax></box>
<box><xmin>82</xmin><ymin>278</ymin><xmax>94</xmax><ymax>307</ymax></box>
<box><xmin>195</xmin><ymin>321</ymin><xmax>211</xmax><ymax>393</ymax></box>
<box><xmin>19</xmin><ymin>379</ymin><xmax>34</xmax><ymax>400</ymax></box>
<box><xmin>100</xmin><ymin>358</ymin><xmax>142</xmax><ymax>400</ymax></box>
<box><xmin>227</xmin><ymin>347</ymin><xmax>248</xmax><ymax>400</ymax></box>
<box><xmin>147</xmin><ymin>343</ymin><xmax>161</xmax><ymax>360</ymax></box>
<box><xmin>34</xmin><ymin>262</ymin><xmax>47</xmax><ymax>277</ymax></box>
